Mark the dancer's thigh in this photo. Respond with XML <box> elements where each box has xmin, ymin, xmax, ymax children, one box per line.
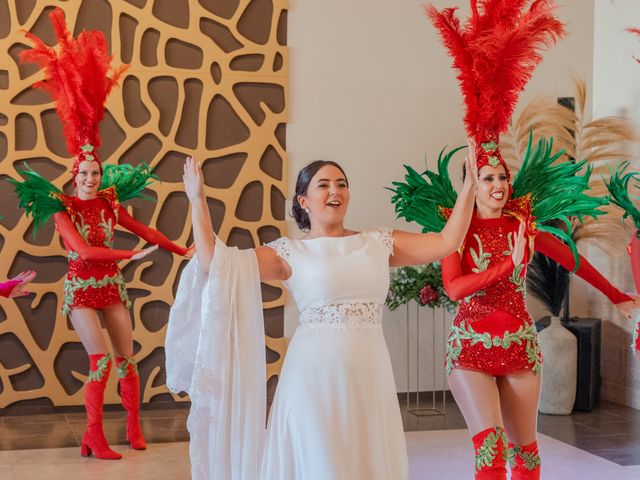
<box><xmin>496</xmin><ymin>370</ymin><xmax>541</xmax><ymax>445</ymax></box>
<box><xmin>448</xmin><ymin>367</ymin><xmax>503</xmax><ymax>435</ymax></box>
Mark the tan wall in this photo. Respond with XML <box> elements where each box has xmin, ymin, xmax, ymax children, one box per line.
<box><xmin>288</xmin><ymin>0</ymin><xmax>600</xmax><ymax>393</ymax></box>
<box><xmin>0</xmin><ymin>0</ymin><xmax>288</xmax><ymax>409</ymax></box>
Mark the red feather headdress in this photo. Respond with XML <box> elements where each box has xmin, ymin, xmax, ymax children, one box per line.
<box><xmin>19</xmin><ymin>8</ymin><xmax>128</xmax><ymax>180</ymax></box>
<box><xmin>425</xmin><ymin>0</ymin><xmax>565</xmax><ymax>176</ymax></box>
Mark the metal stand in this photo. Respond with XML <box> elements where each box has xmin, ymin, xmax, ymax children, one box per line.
<box><xmin>406</xmin><ymin>302</ymin><xmax>447</xmax><ymax>416</ymax></box>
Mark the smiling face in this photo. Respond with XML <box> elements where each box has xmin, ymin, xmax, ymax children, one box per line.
<box><xmin>297</xmin><ymin>164</ymin><xmax>350</xmax><ymax>230</ymax></box>
<box><xmin>475</xmin><ymin>164</ymin><xmax>509</xmax><ymax>217</ymax></box>
<box><xmin>74</xmin><ymin>160</ymin><xmax>102</xmax><ymax>200</ymax></box>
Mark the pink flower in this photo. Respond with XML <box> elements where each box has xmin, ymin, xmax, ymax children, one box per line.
<box><xmin>419</xmin><ymin>285</ymin><xmax>439</xmax><ymax>306</ymax></box>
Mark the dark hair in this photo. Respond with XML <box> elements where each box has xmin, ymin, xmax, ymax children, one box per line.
<box><xmin>292</xmin><ymin>160</ymin><xmax>349</xmax><ymax>230</ymax></box>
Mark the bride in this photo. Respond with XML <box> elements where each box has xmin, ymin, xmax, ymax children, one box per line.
<box><xmin>166</xmin><ymin>152</ymin><xmax>476</xmax><ymax>479</ymax></box>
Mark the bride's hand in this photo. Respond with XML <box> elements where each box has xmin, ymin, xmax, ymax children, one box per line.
<box><xmin>183</xmin><ymin>156</ymin><xmax>205</xmax><ymax>202</ymax></box>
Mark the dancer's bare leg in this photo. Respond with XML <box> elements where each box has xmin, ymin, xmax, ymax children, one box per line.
<box><xmin>70</xmin><ymin>308</ymin><xmax>109</xmax><ymax>354</ymax></box>
<box><xmin>102</xmin><ymin>303</ymin><xmax>134</xmax><ymax>356</ymax></box>
<box><xmin>449</xmin><ymin>368</ymin><xmax>507</xmax><ymax>479</ymax></box>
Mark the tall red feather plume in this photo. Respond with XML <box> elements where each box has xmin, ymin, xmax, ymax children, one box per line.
<box><xmin>425</xmin><ymin>0</ymin><xmax>565</xmax><ymax>174</ymax></box>
<box><xmin>19</xmin><ymin>8</ymin><xmax>128</xmax><ymax>175</ymax></box>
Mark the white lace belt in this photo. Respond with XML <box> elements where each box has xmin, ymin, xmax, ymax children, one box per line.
<box><xmin>298</xmin><ymin>302</ymin><xmax>383</xmax><ymax>332</ymax></box>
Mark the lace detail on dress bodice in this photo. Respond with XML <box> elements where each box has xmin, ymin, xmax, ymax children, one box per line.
<box><xmin>376</xmin><ymin>227</ymin><xmax>394</xmax><ymax>256</ymax></box>
<box><xmin>298</xmin><ymin>302</ymin><xmax>383</xmax><ymax>332</ymax></box>
<box><xmin>266</xmin><ymin>237</ymin><xmax>291</xmax><ymax>262</ymax></box>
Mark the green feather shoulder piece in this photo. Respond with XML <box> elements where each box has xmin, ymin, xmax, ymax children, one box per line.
<box><xmin>604</xmin><ymin>161</ymin><xmax>640</xmax><ymax>233</ymax></box>
<box><xmin>7</xmin><ymin>164</ymin><xmax>65</xmax><ymax>232</ymax></box>
<box><xmin>100</xmin><ymin>162</ymin><xmax>158</xmax><ymax>203</ymax></box>
<box><xmin>510</xmin><ymin>134</ymin><xmax>608</xmax><ymax>268</ymax></box>
<box><xmin>389</xmin><ymin>146</ymin><xmax>464</xmax><ymax>233</ymax></box>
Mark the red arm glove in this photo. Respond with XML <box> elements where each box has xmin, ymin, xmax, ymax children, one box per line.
<box><xmin>534</xmin><ymin>231</ymin><xmax>632</xmax><ymax>305</ymax></box>
<box><xmin>629</xmin><ymin>230</ymin><xmax>640</xmax><ymax>294</ymax></box>
<box><xmin>0</xmin><ymin>280</ymin><xmax>20</xmax><ymax>298</ymax></box>
<box><xmin>116</xmin><ymin>206</ymin><xmax>188</xmax><ymax>256</ymax></box>
<box><xmin>54</xmin><ymin>212</ymin><xmax>136</xmax><ymax>262</ymax></box>
<box><xmin>441</xmin><ymin>251</ymin><xmax>515</xmax><ymax>302</ymax></box>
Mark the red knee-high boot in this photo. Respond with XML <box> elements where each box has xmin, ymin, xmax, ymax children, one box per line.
<box><xmin>472</xmin><ymin>426</ymin><xmax>507</xmax><ymax>480</ymax></box>
<box><xmin>116</xmin><ymin>356</ymin><xmax>146</xmax><ymax>450</ymax></box>
<box><xmin>507</xmin><ymin>441</ymin><xmax>541</xmax><ymax>480</ymax></box>
<box><xmin>81</xmin><ymin>353</ymin><xmax>121</xmax><ymax>460</ymax></box>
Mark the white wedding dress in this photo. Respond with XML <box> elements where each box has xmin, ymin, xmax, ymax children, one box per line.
<box><xmin>165</xmin><ymin>228</ymin><xmax>408</xmax><ymax>480</ymax></box>
<box><xmin>261</xmin><ymin>227</ymin><xmax>408</xmax><ymax>480</ymax></box>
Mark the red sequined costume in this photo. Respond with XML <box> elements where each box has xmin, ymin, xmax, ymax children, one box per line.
<box><xmin>55</xmin><ymin>187</ymin><xmax>187</xmax><ymax>315</ymax></box>
<box><xmin>442</xmin><ymin>215</ymin><xmax>632</xmax><ymax>376</ymax></box>
<box><xmin>9</xmin><ymin>8</ymin><xmax>190</xmax><ymax>460</ymax></box>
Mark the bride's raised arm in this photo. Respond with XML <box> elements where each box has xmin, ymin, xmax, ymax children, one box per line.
<box><xmin>183</xmin><ymin>156</ymin><xmax>289</xmax><ymax>281</ymax></box>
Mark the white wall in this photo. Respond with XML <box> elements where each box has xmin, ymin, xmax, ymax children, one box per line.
<box><xmin>591</xmin><ymin>0</ymin><xmax>640</xmax><ymax>409</ymax></box>
<box><xmin>287</xmin><ymin>0</ymin><xmax>599</xmax><ymax>392</ymax></box>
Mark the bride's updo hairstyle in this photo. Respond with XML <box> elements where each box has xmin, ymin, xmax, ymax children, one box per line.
<box><xmin>292</xmin><ymin>160</ymin><xmax>349</xmax><ymax>231</ymax></box>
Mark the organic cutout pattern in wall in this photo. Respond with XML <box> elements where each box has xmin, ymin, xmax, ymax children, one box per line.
<box><xmin>0</xmin><ymin>0</ymin><xmax>288</xmax><ymax>408</ymax></box>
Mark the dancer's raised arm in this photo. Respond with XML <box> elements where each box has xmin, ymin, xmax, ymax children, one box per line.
<box><xmin>391</xmin><ymin>142</ymin><xmax>477</xmax><ymax>266</ymax></box>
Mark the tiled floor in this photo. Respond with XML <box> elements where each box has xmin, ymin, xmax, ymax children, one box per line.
<box><xmin>0</xmin><ymin>398</ymin><xmax>639</xmax><ymax>478</ymax></box>
<box><xmin>0</xmin><ymin>430</ymin><xmax>638</xmax><ymax>479</ymax></box>
<box><xmin>408</xmin><ymin>430</ymin><xmax>640</xmax><ymax>480</ymax></box>
<box><xmin>400</xmin><ymin>396</ymin><xmax>640</xmax><ymax>466</ymax></box>
<box><xmin>0</xmin><ymin>407</ymin><xmax>189</xmax><ymax>451</ymax></box>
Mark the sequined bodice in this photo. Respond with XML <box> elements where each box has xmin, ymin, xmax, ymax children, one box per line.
<box><xmin>67</xmin><ymin>197</ymin><xmax>117</xmax><ymax>248</ymax></box>
<box><xmin>457</xmin><ymin>215</ymin><xmax>531</xmax><ymax>325</ymax></box>
<box><xmin>267</xmin><ymin>228</ymin><xmax>393</xmax><ymax>331</ymax></box>
<box><xmin>62</xmin><ymin>195</ymin><xmax>119</xmax><ymax>276</ymax></box>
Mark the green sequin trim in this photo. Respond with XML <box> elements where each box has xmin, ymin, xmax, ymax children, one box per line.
<box><xmin>446</xmin><ymin>321</ymin><xmax>541</xmax><ymax>374</ymax></box>
<box><xmin>475</xmin><ymin>427</ymin><xmax>506</xmax><ymax>473</ymax></box>
<box><xmin>117</xmin><ymin>356</ymin><xmax>138</xmax><ymax>379</ymax></box>
<box><xmin>507</xmin><ymin>445</ymin><xmax>541</xmax><ymax>471</ymax></box>
<box><xmin>68</xmin><ymin>251</ymin><xmax>79</xmax><ymax>261</ymax></box>
<box><xmin>481</xmin><ymin>142</ymin><xmax>499</xmax><ymax>152</ymax></box>
<box><xmin>81</xmin><ymin>143</ymin><xmax>94</xmax><ymax>153</ymax></box>
<box><xmin>62</xmin><ymin>272</ymin><xmax>130</xmax><ymax>315</ymax></box>
<box><xmin>74</xmin><ymin>212</ymin><xmax>90</xmax><ymax>243</ymax></box>
<box><xmin>502</xmin><ymin>232</ymin><xmax>514</xmax><ymax>256</ymax></box>
<box><xmin>463</xmin><ymin>290</ymin><xmax>486</xmax><ymax>303</ymax></box>
<box><xmin>99</xmin><ymin>210</ymin><xmax>114</xmax><ymax>248</ymax></box>
<box><xmin>510</xmin><ymin>263</ymin><xmax>526</xmax><ymax>296</ymax></box>
<box><xmin>87</xmin><ymin>353</ymin><xmax>111</xmax><ymax>383</ymax></box>
<box><xmin>470</xmin><ymin>234</ymin><xmax>491</xmax><ymax>273</ymax></box>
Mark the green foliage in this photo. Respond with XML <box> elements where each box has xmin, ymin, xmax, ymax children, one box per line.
<box><xmin>386</xmin><ymin>262</ymin><xmax>456</xmax><ymax>312</ymax></box>
<box><xmin>389</xmin><ymin>146</ymin><xmax>464</xmax><ymax>233</ymax></box>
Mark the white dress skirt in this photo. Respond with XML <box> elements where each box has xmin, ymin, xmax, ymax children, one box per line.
<box><xmin>261</xmin><ymin>228</ymin><xmax>408</xmax><ymax>480</ymax></box>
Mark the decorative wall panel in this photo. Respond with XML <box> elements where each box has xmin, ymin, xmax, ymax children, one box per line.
<box><xmin>0</xmin><ymin>0</ymin><xmax>288</xmax><ymax>408</ymax></box>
